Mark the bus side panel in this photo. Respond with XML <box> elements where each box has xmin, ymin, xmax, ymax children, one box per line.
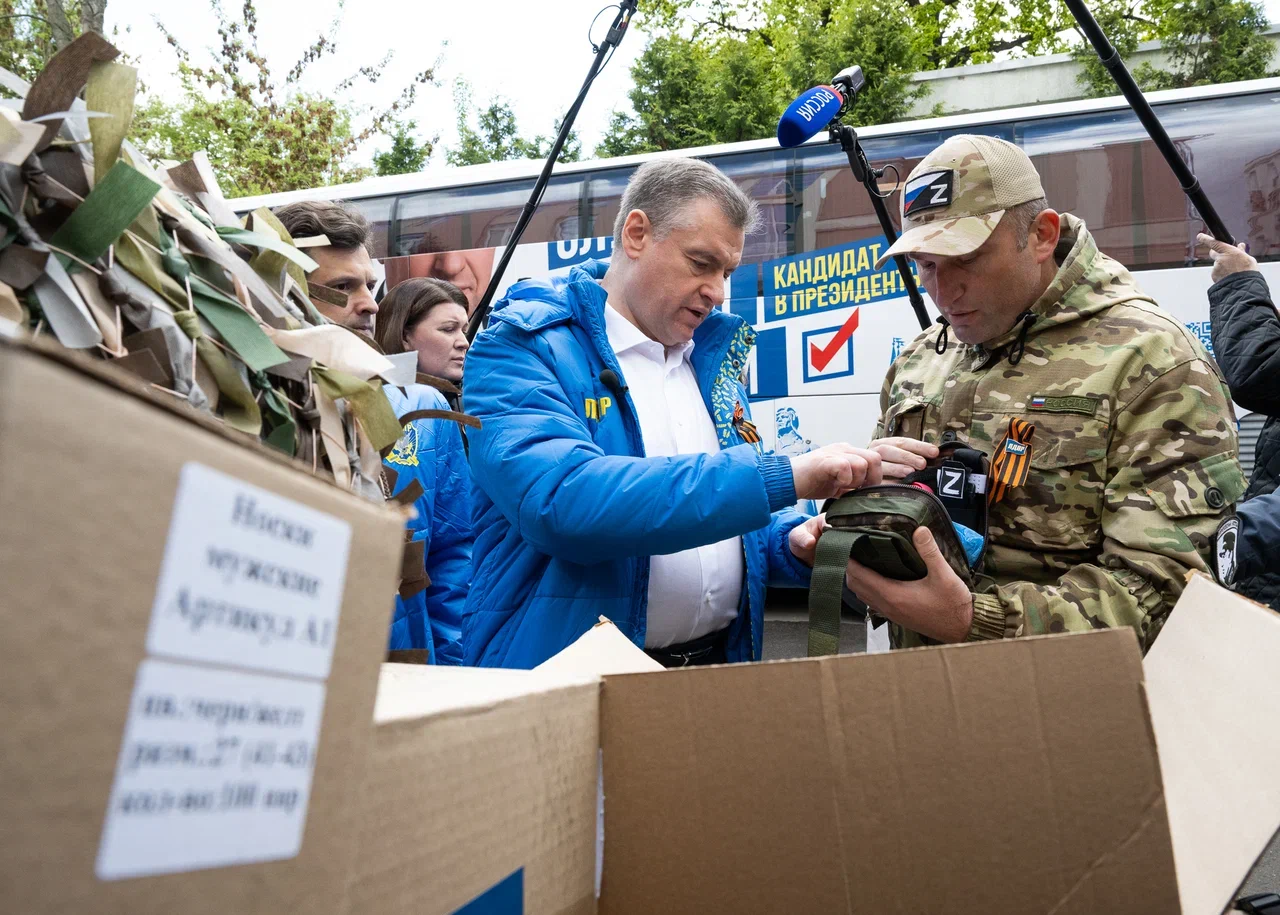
<box><xmin>380</xmin><ymin>236</ymin><xmax>616</xmax><ymax>318</ymax></box>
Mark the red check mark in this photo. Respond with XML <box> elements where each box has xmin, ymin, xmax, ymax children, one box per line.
<box><xmin>808</xmin><ymin>308</ymin><xmax>860</xmax><ymax>372</ymax></box>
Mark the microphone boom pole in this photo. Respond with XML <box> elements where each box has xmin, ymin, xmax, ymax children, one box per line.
<box><xmin>1064</xmin><ymin>0</ymin><xmax>1234</xmax><ymax>244</ymax></box>
<box><xmin>833</xmin><ymin>121</ymin><xmax>931</xmax><ymax>331</ymax></box>
<box><xmin>467</xmin><ymin>0</ymin><xmax>639</xmax><ymax>341</ymax></box>
<box><xmin>778</xmin><ymin>73</ymin><xmax>931</xmax><ymax>330</ymax></box>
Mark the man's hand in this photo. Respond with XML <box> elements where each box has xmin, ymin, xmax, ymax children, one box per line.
<box><xmin>845</xmin><ymin>526</ymin><xmax>973</xmax><ymax>642</ymax></box>
<box><xmin>867</xmin><ymin>436</ymin><xmax>938</xmax><ymax>480</ymax></box>
<box><xmin>791</xmin><ymin>444</ymin><xmax>883</xmax><ymax>500</ymax></box>
<box><xmin>1199</xmin><ymin>233</ymin><xmax>1258</xmax><ymax>283</ymax></box>
<box><xmin>788</xmin><ymin>513</ymin><xmax>827</xmax><ymax>567</ymax></box>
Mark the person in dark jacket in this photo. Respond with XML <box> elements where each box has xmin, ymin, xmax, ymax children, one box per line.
<box><xmin>1202</xmin><ymin>233</ymin><xmax>1279</xmax><ymax>608</ymax></box>
<box><xmin>1213</xmin><ymin>493</ymin><xmax>1280</xmax><ymax>608</ymax></box>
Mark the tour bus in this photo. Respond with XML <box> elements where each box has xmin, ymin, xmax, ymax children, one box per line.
<box><xmin>233</xmin><ymin>77</ymin><xmax>1280</xmax><ymax>483</ymax></box>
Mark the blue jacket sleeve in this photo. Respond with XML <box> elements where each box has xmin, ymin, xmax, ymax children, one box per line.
<box><xmin>388</xmin><ymin>385</ymin><xmax>473</xmax><ymax>664</ymax></box>
<box><xmin>421</xmin><ymin>416</ymin><xmax>473</xmax><ymax>665</ymax></box>
<box><xmin>1234</xmin><ymin>492</ymin><xmax>1280</xmax><ymax>584</ymax></box>
<box><xmin>767</xmin><ymin>508</ymin><xmax>814</xmax><ymax>588</ymax></box>
<box><xmin>466</xmin><ymin>324</ymin><xmax>798</xmax><ymax>566</ymax></box>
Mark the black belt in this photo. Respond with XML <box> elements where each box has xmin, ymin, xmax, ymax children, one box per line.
<box><xmin>645</xmin><ymin>627</ymin><xmax>729</xmax><ymax>668</ymax></box>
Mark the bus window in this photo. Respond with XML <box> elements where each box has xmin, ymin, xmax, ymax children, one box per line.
<box><xmin>347</xmin><ymin>194</ymin><xmax>395</xmax><ymax>260</ymax></box>
<box><xmin>710</xmin><ymin>149</ymin><xmax>796</xmax><ymax>265</ymax></box>
<box><xmin>1019</xmin><ymin>106</ymin><xmax>1189</xmax><ymax>267</ymax></box>
<box><xmin>393</xmin><ymin>173</ymin><xmax>583</xmax><ymax>256</ymax></box>
<box><xmin>793</xmin><ymin>123</ymin><xmax>1016</xmax><ymax>256</ymax></box>
<box><xmin>584</xmin><ymin>153</ymin><xmax>797</xmax><ymax>266</ymax></box>
<box><xmin>1016</xmin><ymin>91</ymin><xmax>1280</xmax><ymax>266</ymax></box>
<box><xmin>580</xmin><ymin>166</ymin><xmax>642</xmax><ymax>250</ymax></box>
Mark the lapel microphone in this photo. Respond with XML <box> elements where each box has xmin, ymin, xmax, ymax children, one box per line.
<box><xmin>599</xmin><ymin>369</ymin><xmax>628</xmax><ymax>399</ymax></box>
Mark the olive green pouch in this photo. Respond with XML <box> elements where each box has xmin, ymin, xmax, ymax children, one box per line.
<box><xmin>806</xmin><ymin>444</ymin><xmax>989</xmax><ymax>657</ymax></box>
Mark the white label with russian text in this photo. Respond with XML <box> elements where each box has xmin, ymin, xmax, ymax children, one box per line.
<box><xmin>147</xmin><ymin>462</ymin><xmax>352</xmax><ymax>679</ymax></box>
<box><xmin>96</xmin><ymin>660</ymin><xmax>326</xmax><ymax>880</ymax></box>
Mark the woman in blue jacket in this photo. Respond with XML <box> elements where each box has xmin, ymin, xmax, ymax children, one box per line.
<box><xmin>376</xmin><ymin>279</ymin><xmax>475</xmax><ymax>663</ymax></box>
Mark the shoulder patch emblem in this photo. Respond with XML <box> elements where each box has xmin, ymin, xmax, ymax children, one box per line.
<box><xmin>386</xmin><ymin>424</ymin><xmax>420</xmax><ymax>467</ymax></box>
<box><xmin>1212</xmin><ymin>516</ymin><xmax>1239</xmax><ymax>587</ymax></box>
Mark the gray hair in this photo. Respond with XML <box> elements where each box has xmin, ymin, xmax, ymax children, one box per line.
<box><xmin>1006</xmin><ymin>197</ymin><xmax>1048</xmax><ymax>251</ymax></box>
<box><xmin>612</xmin><ymin>157</ymin><xmax>760</xmax><ymax>247</ymax></box>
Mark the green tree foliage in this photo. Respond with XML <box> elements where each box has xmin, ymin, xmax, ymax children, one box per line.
<box><xmin>1075</xmin><ymin>0</ymin><xmax>1278</xmax><ymax>97</ymax></box>
<box><xmin>597</xmin><ymin>0</ymin><xmax>947</xmax><ymax>158</ymax></box>
<box><xmin>373</xmin><ymin>119</ymin><xmax>433</xmax><ymax>176</ymax></box>
<box><xmin>0</xmin><ymin>0</ymin><xmax>105</xmax><ymax>84</ymax></box>
<box><xmin>446</xmin><ymin>79</ymin><xmax>581</xmax><ymax>166</ymax></box>
<box><xmin>599</xmin><ymin>0</ymin><xmax>1279</xmax><ymax>157</ymax></box>
<box><xmin>905</xmin><ymin>0</ymin><xmax>1075</xmax><ymax>70</ymax></box>
<box><xmin>131</xmin><ymin>1</ymin><xmax>435</xmax><ymax>196</ymax></box>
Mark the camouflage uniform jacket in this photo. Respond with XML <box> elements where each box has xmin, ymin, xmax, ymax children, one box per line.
<box><xmin>875</xmin><ymin>214</ymin><xmax>1246</xmax><ymax>652</ymax></box>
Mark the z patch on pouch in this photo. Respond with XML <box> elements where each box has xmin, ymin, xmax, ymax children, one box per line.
<box><xmin>903</xmin><ymin>170</ymin><xmax>954</xmax><ymax>217</ymax></box>
<box><xmin>1213</xmin><ymin>516</ymin><xmax>1240</xmax><ymax>587</ymax></box>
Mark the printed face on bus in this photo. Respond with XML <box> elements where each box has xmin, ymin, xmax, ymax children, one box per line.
<box><xmin>615</xmin><ymin>197</ymin><xmax>744</xmax><ymax>346</ymax></box>
<box><xmin>404</xmin><ymin>301</ymin><xmax>470</xmax><ymax>384</ymax></box>
<box><xmin>309</xmin><ymin>245</ymin><xmax>380</xmax><ymax>334</ymax></box>
<box><xmin>908</xmin><ymin>208</ymin><xmax>1060</xmax><ymax>346</ymax></box>
<box><xmin>409</xmin><ymin>249</ymin><xmax>495</xmax><ymax>313</ymax></box>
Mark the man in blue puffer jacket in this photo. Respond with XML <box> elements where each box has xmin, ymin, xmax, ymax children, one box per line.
<box><xmin>462</xmin><ymin>158</ymin><xmax>882</xmax><ymax>668</ymax></box>
<box><xmin>383</xmin><ymin>382</ymin><xmax>473</xmax><ymax>663</ymax></box>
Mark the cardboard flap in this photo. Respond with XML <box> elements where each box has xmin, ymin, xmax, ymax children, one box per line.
<box><xmin>1145</xmin><ymin>574</ymin><xmax>1280</xmax><ymax>915</ymax></box>
<box><xmin>599</xmin><ymin>629</ymin><xmax>1178</xmax><ymax>915</ymax></box>
<box><xmin>535</xmin><ymin>618</ymin><xmax>665</xmax><ymax>677</ymax></box>
<box><xmin>374</xmin><ymin>664</ymin><xmax>590</xmax><ymax>725</ymax></box>
<box><xmin>355</xmin><ymin>665</ymin><xmax>599</xmax><ymax>915</ymax></box>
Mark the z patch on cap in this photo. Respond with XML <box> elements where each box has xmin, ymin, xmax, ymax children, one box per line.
<box><xmin>1212</xmin><ymin>516</ymin><xmax>1239</xmax><ymax>587</ymax></box>
<box><xmin>903</xmin><ymin>170</ymin><xmax>954</xmax><ymax>217</ymax></box>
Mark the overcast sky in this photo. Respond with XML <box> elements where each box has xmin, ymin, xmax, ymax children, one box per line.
<box><xmin>106</xmin><ymin>0</ymin><xmax>647</xmax><ymax>164</ymax></box>
<box><xmin>106</xmin><ymin>0</ymin><xmax>1280</xmax><ymax>168</ymax></box>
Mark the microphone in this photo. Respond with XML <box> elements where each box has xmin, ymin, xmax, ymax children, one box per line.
<box><xmin>599</xmin><ymin>369</ymin><xmax>628</xmax><ymax>398</ymax></box>
<box><xmin>776</xmin><ymin>84</ymin><xmax>844</xmax><ymax>148</ymax></box>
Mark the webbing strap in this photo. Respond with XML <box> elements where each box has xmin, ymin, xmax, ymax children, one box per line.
<box><xmin>808</xmin><ymin>528</ymin><xmax>858</xmax><ymax>657</ymax></box>
<box><xmin>399</xmin><ymin>408</ymin><xmax>482</xmax><ymax>431</ymax></box>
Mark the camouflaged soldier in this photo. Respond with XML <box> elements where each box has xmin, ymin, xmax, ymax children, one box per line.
<box><xmin>842</xmin><ymin>134</ymin><xmax>1246</xmax><ymax>652</ymax></box>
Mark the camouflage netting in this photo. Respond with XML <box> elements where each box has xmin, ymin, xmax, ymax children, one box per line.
<box><xmin>0</xmin><ymin>33</ymin><xmax>475</xmax><ymax>514</ymax></box>
<box><xmin>0</xmin><ymin>34</ymin><xmax>483</xmax><ymax>611</ymax></box>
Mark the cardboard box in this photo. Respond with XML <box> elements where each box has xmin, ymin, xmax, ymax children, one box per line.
<box><xmin>346</xmin><ymin>664</ymin><xmax>601</xmax><ymax>915</ymax></box>
<box><xmin>0</xmin><ymin>334</ymin><xmax>404</xmax><ymax>914</ymax></box>
<box><xmin>342</xmin><ymin>584</ymin><xmax>1277</xmax><ymax>915</ymax></box>
<box><xmin>593</xmin><ymin>575</ymin><xmax>1280</xmax><ymax>915</ymax></box>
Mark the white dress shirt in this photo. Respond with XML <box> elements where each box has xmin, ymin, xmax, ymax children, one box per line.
<box><xmin>604</xmin><ymin>302</ymin><xmax>745</xmax><ymax>648</ymax></box>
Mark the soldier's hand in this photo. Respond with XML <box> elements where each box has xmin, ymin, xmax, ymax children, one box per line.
<box><xmin>787</xmin><ymin>513</ymin><xmax>828</xmax><ymax>567</ymax></box>
<box><xmin>845</xmin><ymin>527</ymin><xmax>973</xmax><ymax>642</ymax></box>
<box><xmin>867</xmin><ymin>436</ymin><xmax>939</xmax><ymax>479</ymax></box>
<box><xmin>1198</xmin><ymin>233</ymin><xmax>1258</xmax><ymax>283</ymax></box>
<box><xmin>791</xmin><ymin>444</ymin><xmax>882</xmax><ymax>500</ymax></box>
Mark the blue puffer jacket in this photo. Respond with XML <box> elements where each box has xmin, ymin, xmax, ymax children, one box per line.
<box><xmin>462</xmin><ymin>260</ymin><xmax>812</xmax><ymax>669</ymax></box>
<box><xmin>383</xmin><ymin>383</ymin><xmax>474</xmax><ymax>663</ymax></box>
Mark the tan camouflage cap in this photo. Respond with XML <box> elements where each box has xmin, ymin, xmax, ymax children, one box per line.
<box><xmin>874</xmin><ymin>134</ymin><xmax>1045</xmax><ymax>268</ymax></box>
